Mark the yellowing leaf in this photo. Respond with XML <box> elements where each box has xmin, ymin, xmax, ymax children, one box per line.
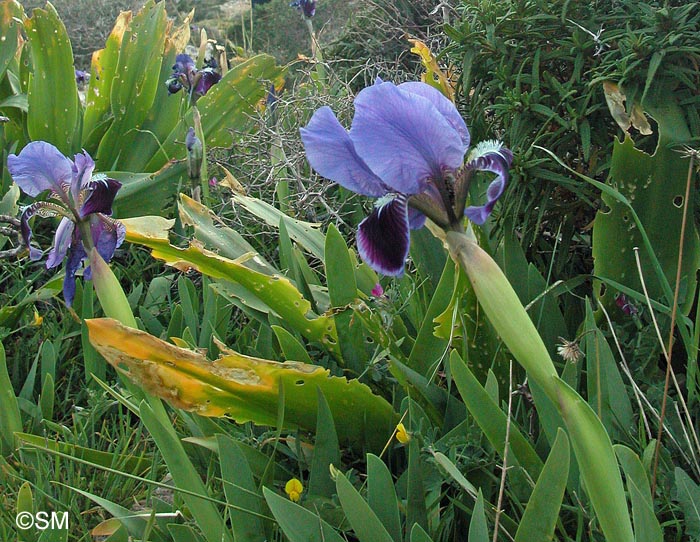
<box><xmin>86</xmin><ymin>318</ymin><xmax>396</xmax><ymax>452</ymax></box>
<box><xmin>603</xmin><ymin>81</ymin><xmax>652</xmax><ymax>135</ymax></box>
<box><xmin>409</xmin><ymin>38</ymin><xmax>455</xmax><ymax>102</ymax></box>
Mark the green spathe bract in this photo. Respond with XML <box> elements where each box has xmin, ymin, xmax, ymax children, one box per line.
<box><xmin>446</xmin><ymin>230</ymin><xmax>634</xmax><ymax>542</ymax></box>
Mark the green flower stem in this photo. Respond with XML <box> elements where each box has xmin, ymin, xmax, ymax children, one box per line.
<box><xmin>193</xmin><ymin>107</ymin><xmax>209</xmax><ymax>202</ymax></box>
<box><xmin>446</xmin><ymin>231</ymin><xmax>634</xmax><ymax>542</ymax></box>
<box><xmin>87</xmin><ymin>248</ymin><xmax>137</xmax><ymax>329</ymax></box>
<box><xmin>446</xmin><ymin>231</ymin><xmax>558</xmax><ymax>393</ymax></box>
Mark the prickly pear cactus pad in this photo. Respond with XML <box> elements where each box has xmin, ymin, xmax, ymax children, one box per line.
<box><xmin>593</xmin><ymin>97</ymin><xmax>699</xmax><ymax>316</ymax></box>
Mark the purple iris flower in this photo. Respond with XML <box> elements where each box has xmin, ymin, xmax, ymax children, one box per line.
<box><xmin>166</xmin><ymin>54</ymin><xmax>221</xmax><ymax>100</ymax></box>
<box><xmin>300</xmin><ymin>79</ymin><xmax>512</xmax><ymax>276</ymax></box>
<box><xmin>7</xmin><ymin>141</ymin><xmax>125</xmax><ymax>306</ymax></box>
<box><xmin>290</xmin><ymin>0</ymin><xmax>316</xmax><ymax>18</ymax></box>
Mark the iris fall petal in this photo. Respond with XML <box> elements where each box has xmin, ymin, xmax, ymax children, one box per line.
<box><xmin>357</xmin><ymin>195</ymin><xmax>411</xmax><ymax>277</ymax></box>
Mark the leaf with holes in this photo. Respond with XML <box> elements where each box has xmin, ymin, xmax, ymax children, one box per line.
<box><xmin>593</xmin><ymin>93</ymin><xmax>700</xmax><ymax>315</ymax></box>
<box><xmin>86</xmin><ymin>318</ymin><xmax>397</xmax><ymax>452</ymax></box>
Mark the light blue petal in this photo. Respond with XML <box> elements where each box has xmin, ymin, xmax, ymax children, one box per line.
<box><xmin>350</xmin><ymin>81</ymin><xmax>467</xmax><ymax>194</ymax></box>
<box><xmin>398</xmin><ymin>82</ymin><xmax>470</xmax><ymax>147</ymax></box>
<box><xmin>46</xmin><ymin>218</ymin><xmax>74</xmax><ymax>269</ymax></box>
<box><xmin>71</xmin><ymin>150</ymin><xmax>95</xmax><ymax>203</ymax></box>
<box><xmin>300</xmin><ymin>106</ymin><xmax>388</xmax><ymax>197</ymax></box>
<box><xmin>7</xmin><ymin>141</ymin><xmax>73</xmax><ymax>199</ymax></box>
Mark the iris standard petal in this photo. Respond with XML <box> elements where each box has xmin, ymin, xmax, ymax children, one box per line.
<box><xmin>173</xmin><ymin>53</ymin><xmax>195</xmax><ymax>74</ymax></box>
<box><xmin>7</xmin><ymin>141</ymin><xmax>74</xmax><ymax>198</ymax></box>
<box><xmin>398</xmin><ymin>82</ymin><xmax>470</xmax><ymax>148</ymax></box>
<box><xmin>357</xmin><ymin>195</ymin><xmax>411</xmax><ymax>276</ymax></box>
<box><xmin>80</xmin><ymin>178</ymin><xmax>122</xmax><ymax>217</ymax></box>
<box><xmin>350</xmin><ymin>81</ymin><xmax>467</xmax><ymax>194</ymax></box>
<box><xmin>300</xmin><ymin>106</ymin><xmax>388</xmax><ymax>197</ymax></box>
<box><xmin>46</xmin><ymin>218</ymin><xmax>74</xmax><ymax>268</ymax></box>
<box><xmin>71</xmin><ymin>150</ymin><xmax>96</xmax><ymax>203</ymax></box>
<box><xmin>464</xmin><ymin>145</ymin><xmax>513</xmax><ymax>225</ymax></box>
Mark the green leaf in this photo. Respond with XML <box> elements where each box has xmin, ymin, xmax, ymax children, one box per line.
<box><xmin>15</xmin><ymin>432</ymin><xmax>150</xmax><ymax>474</ymax></box>
<box><xmin>450</xmin><ymin>351</ymin><xmax>543</xmax><ymax>479</ymax></box>
<box><xmin>24</xmin><ymin>3</ymin><xmax>80</xmax><ymax>154</ymax></box>
<box><xmin>468</xmin><ymin>490</ymin><xmax>489</xmax><ymax>542</ymax></box>
<box><xmin>82</xmin><ymin>10</ymin><xmax>129</xmax><ymax>146</ymax></box>
<box><xmin>178</xmin><ymin>194</ymin><xmax>276</xmax><ymax>274</ymax></box>
<box><xmin>615</xmin><ymin>446</ymin><xmax>662</xmax><ymax>542</ymax></box>
<box><xmin>430</xmin><ymin>450</ymin><xmax>477</xmax><ymax>498</ymax></box>
<box><xmin>308</xmin><ymin>389</ymin><xmax>341</xmax><ymax>498</ymax></box>
<box><xmin>367</xmin><ymin>454</ymin><xmax>402</xmax><ymax>542</ymax></box>
<box><xmin>263</xmin><ymin>487</ymin><xmax>345</xmax><ymax>542</ymax></box>
<box><xmin>217</xmin><ymin>434</ymin><xmax>266</xmax><ymax>542</ymax></box>
<box><xmin>139</xmin><ymin>400</ymin><xmax>233</xmax><ymax>542</ymax></box>
<box><xmin>410</xmin><ymin>524</ymin><xmax>434</xmax><ymax>542</ymax></box>
<box><xmin>407</xmin><ymin>437</ymin><xmax>428</xmax><ymax>533</ymax></box>
<box><xmin>123</xmin><ymin>214</ymin><xmax>339</xmax><ymax>354</ymax></box>
<box><xmin>0</xmin><ymin>341</ymin><xmax>21</xmax><ymax>455</ymax></box>
<box><xmin>336</xmin><ymin>471</ymin><xmax>394</xmax><ymax>542</ymax></box>
<box><xmin>325</xmin><ymin>223</ymin><xmax>367</xmax><ymax>373</ymax></box>
<box><xmin>583</xmin><ymin>302</ymin><xmax>633</xmax><ymax>440</ymax></box>
<box><xmin>674</xmin><ymin>467</ymin><xmax>700</xmax><ymax>539</ymax></box>
<box><xmin>514</xmin><ymin>429</ymin><xmax>569</xmax><ymax>542</ymax></box>
<box><xmin>408</xmin><ymin>259</ymin><xmax>455</xmax><ymax>375</ymax></box>
<box><xmin>592</xmin><ymin>102</ymin><xmax>699</xmax><ymax>315</ymax></box>
<box><xmin>87</xmin><ymin>318</ymin><xmax>397</xmax><ymax>452</ymax></box>
<box><xmin>232</xmin><ymin>194</ymin><xmax>326</xmax><ymax>260</ymax></box>
<box><xmin>0</xmin><ymin>2</ymin><xmax>23</xmax><ymax>83</ymax></box>
<box><xmin>272</xmin><ymin>326</ymin><xmax>312</xmax><ymax>363</ymax></box>
<box><xmin>95</xmin><ymin>0</ymin><xmax>168</xmax><ymax>169</ymax></box>
<box><xmin>447</xmin><ymin>232</ymin><xmax>633</xmax><ymax>542</ymax></box>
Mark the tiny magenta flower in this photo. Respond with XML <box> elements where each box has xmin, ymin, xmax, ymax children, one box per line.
<box><xmin>371</xmin><ymin>283</ymin><xmax>384</xmax><ymax>297</ymax></box>
<box><xmin>395</xmin><ymin>422</ymin><xmax>411</xmax><ymax>444</ymax></box>
<box><xmin>7</xmin><ymin>141</ymin><xmax>125</xmax><ymax>306</ymax></box>
<box><xmin>300</xmin><ymin>79</ymin><xmax>512</xmax><ymax>277</ymax></box>
<box><xmin>285</xmin><ymin>478</ymin><xmax>304</xmax><ymax>502</ymax></box>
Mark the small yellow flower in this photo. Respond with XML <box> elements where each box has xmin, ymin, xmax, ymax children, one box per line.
<box><xmin>32</xmin><ymin>309</ymin><xmax>43</xmax><ymax>326</ymax></box>
<box><xmin>285</xmin><ymin>478</ymin><xmax>303</xmax><ymax>502</ymax></box>
<box><xmin>395</xmin><ymin>422</ymin><xmax>411</xmax><ymax>444</ymax></box>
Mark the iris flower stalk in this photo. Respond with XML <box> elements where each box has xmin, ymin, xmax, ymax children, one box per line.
<box><xmin>300</xmin><ymin>80</ymin><xmax>634</xmax><ymax>542</ymax></box>
<box><xmin>7</xmin><ymin>141</ymin><xmax>136</xmax><ymax>326</ymax></box>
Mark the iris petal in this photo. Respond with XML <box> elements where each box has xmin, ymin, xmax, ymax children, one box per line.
<box><xmin>357</xmin><ymin>195</ymin><xmax>411</xmax><ymax>276</ymax></box>
<box><xmin>84</xmin><ymin>215</ymin><xmax>124</xmax><ymax>280</ymax></box>
<box><xmin>63</xmin><ymin>228</ymin><xmax>86</xmax><ymax>307</ymax></box>
<box><xmin>464</xmin><ymin>146</ymin><xmax>513</xmax><ymax>225</ymax></box>
<box><xmin>71</xmin><ymin>150</ymin><xmax>96</xmax><ymax>203</ymax></box>
<box><xmin>407</xmin><ymin>207</ymin><xmax>427</xmax><ymax>230</ymax></box>
<box><xmin>350</xmin><ymin>81</ymin><xmax>467</xmax><ymax>194</ymax></box>
<box><xmin>80</xmin><ymin>178</ymin><xmax>122</xmax><ymax>217</ymax></box>
<box><xmin>398</xmin><ymin>82</ymin><xmax>470</xmax><ymax>148</ymax></box>
<box><xmin>7</xmin><ymin>141</ymin><xmax>73</xmax><ymax>199</ymax></box>
<box><xmin>46</xmin><ymin>218</ymin><xmax>74</xmax><ymax>268</ymax></box>
<box><xmin>195</xmin><ymin>69</ymin><xmax>221</xmax><ymax>96</ymax></box>
<box><xmin>19</xmin><ymin>202</ymin><xmax>45</xmax><ymax>261</ymax></box>
<box><xmin>300</xmin><ymin>106</ymin><xmax>388</xmax><ymax>197</ymax></box>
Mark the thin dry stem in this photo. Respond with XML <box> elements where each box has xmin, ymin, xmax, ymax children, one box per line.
<box><xmin>650</xmin><ymin>151</ymin><xmax>695</xmax><ymax>495</ymax></box>
<box><xmin>493</xmin><ymin>361</ymin><xmax>513</xmax><ymax>542</ymax></box>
